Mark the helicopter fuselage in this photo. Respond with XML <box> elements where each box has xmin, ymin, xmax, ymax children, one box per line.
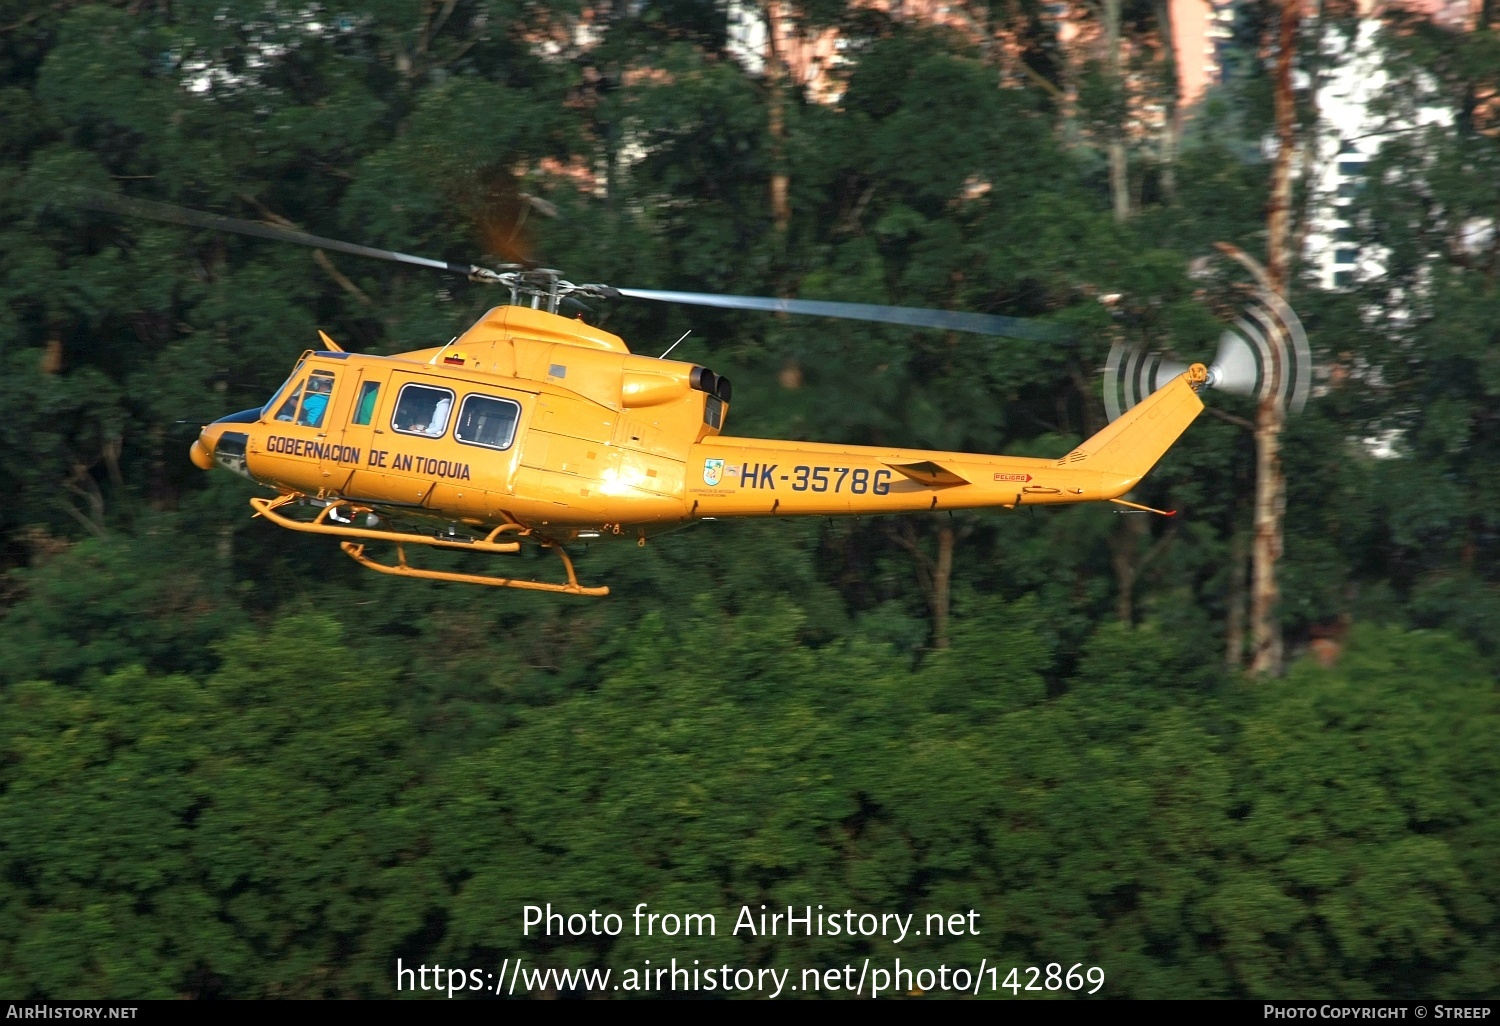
<box><xmin>191</xmin><ymin>305</ymin><xmax>1205</xmax><ymax>547</ymax></box>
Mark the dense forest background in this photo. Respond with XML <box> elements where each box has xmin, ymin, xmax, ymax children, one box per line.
<box><xmin>2</xmin><ymin>0</ymin><xmax>1498</xmax><ymax>999</ymax></box>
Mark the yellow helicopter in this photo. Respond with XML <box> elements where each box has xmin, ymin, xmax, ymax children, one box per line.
<box><xmin>94</xmin><ymin>195</ymin><xmax>1232</xmax><ymax>597</ymax></box>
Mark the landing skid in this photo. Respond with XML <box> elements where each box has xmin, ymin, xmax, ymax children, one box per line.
<box><xmin>248</xmin><ymin>494</ymin><xmax>609</xmax><ymax>596</ymax></box>
<box><xmin>340</xmin><ymin>541</ymin><xmax>609</xmax><ymax>596</ymax></box>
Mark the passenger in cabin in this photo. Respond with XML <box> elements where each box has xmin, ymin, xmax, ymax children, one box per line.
<box><xmin>392</xmin><ymin>384</ymin><xmax>451</xmax><ymax>436</ymax></box>
<box><xmin>353</xmin><ymin>382</ymin><xmax>379</xmax><ymax>425</ymax></box>
<box><xmin>425</xmin><ymin>396</ymin><xmax>452</xmax><ymax>436</ymax></box>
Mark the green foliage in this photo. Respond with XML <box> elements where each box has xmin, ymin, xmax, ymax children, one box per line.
<box><xmin>0</xmin><ymin>523</ymin><xmax>235</xmax><ymax>687</ymax></box>
<box><xmin>4</xmin><ymin>601</ymin><xmax>1495</xmax><ymax>998</ymax></box>
<box><xmin>0</xmin><ymin>615</ymin><xmax>426</xmax><ymax>996</ymax></box>
<box><xmin>1225</xmin><ymin>626</ymin><xmax>1499</xmax><ymax>997</ymax></box>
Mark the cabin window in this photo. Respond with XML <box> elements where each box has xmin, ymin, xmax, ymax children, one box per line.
<box><xmin>352</xmin><ymin>382</ymin><xmax>380</xmax><ymax>426</ymax></box>
<box><xmin>296</xmin><ymin>370</ymin><xmax>336</xmax><ymax>428</ymax></box>
<box><xmin>455</xmin><ymin>394</ymin><xmax>522</xmax><ymax>450</ymax></box>
<box><xmin>392</xmin><ymin>383</ymin><xmax>455</xmax><ymax>438</ymax></box>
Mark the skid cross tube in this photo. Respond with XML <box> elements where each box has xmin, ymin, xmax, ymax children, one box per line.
<box><xmin>250</xmin><ymin>494</ymin><xmax>606</xmax><ymax>593</ymax></box>
<box><xmin>250</xmin><ymin>495</ymin><xmax>523</xmax><ymax>553</ymax></box>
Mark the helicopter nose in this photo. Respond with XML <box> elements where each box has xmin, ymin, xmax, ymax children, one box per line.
<box><xmin>190</xmin><ymin>429</ymin><xmax>215</xmax><ymax>470</ymax></box>
<box><xmin>190</xmin><ymin>417</ymin><xmax>257</xmax><ymax>480</ymax></box>
<box><xmin>191</xmin><ymin>408</ymin><xmax>262</xmax><ymax>473</ymax></box>
<box><xmin>190</xmin><ymin>420</ymin><xmax>237</xmax><ymax>472</ymax></box>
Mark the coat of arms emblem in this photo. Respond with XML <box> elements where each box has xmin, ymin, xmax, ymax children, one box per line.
<box><xmin>703</xmin><ymin>458</ymin><xmax>724</xmax><ymax>487</ymax></box>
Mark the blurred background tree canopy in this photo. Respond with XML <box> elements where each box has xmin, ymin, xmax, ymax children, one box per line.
<box><xmin>1</xmin><ymin>0</ymin><xmax>1497</xmax><ymax>999</ymax></box>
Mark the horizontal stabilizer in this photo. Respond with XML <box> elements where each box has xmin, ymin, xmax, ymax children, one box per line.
<box><xmin>885</xmin><ymin>460</ymin><xmax>969</xmax><ymax>487</ymax></box>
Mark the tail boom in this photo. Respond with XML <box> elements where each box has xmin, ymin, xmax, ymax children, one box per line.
<box><xmin>682</xmin><ymin>368</ymin><xmax>1205</xmax><ymax>519</ymax></box>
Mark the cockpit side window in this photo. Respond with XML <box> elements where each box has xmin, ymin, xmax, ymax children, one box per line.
<box><xmin>296</xmin><ymin>370</ymin><xmax>336</xmax><ymax>428</ymax></box>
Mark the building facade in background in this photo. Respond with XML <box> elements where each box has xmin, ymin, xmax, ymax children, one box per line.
<box><xmin>727</xmin><ymin>1</ymin><xmax>1483</xmax><ymax>292</ymax></box>
<box><xmin>1299</xmin><ymin>1</ymin><xmax>1481</xmax><ymax>290</ymax></box>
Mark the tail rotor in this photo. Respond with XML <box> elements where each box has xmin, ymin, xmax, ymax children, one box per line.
<box><xmin>1103</xmin><ymin>281</ymin><xmax>1311</xmax><ymax>422</ymax></box>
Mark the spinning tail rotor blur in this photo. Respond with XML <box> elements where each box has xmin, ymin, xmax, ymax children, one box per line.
<box><xmin>1103</xmin><ymin>265</ymin><xmax>1311</xmax><ymax>423</ymax></box>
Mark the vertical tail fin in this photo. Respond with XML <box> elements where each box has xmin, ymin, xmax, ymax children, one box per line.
<box><xmin>1059</xmin><ymin>366</ymin><xmax>1206</xmax><ymax>487</ymax></box>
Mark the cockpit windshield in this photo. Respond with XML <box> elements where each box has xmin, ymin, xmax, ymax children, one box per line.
<box><xmin>261</xmin><ymin>361</ymin><xmax>306</xmax><ymax>418</ymax></box>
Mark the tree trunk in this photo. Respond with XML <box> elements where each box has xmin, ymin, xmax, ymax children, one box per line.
<box><xmin>764</xmin><ymin>2</ymin><xmax>790</xmax><ymax>240</ymax></box>
<box><xmin>892</xmin><ymin>518</ymin><xmax>965</xmax><ymax>650</ymax></box>
<box><xmin>1152</xmin><ymin>0</ymin><xmax>1180</xmax><ymax>201</ymax></box>
<box><xmin>1110</xmin><ymin>512</ymin><xmax>1145</xmax><ymax>626</ymax></box>
<box><xmin>1110</xmin><ymin>139</ymin><xmax>1129</xmax><ymax>222</ymax></box>
<box><xmin>1104</xmin><ymin>0</ymin><xmax>1129</xmax><ymax>222</ymax></box>
<box><xmin>933</xmin><ymin>522</ymin><xmax>954</xmax><ymax>649</ymax></box>
<box><xmin>1249</xmin><ymin>403</ymin><xmax>1287</xmax><ymax>674</ymax></box>
<box><xmin>39</xmin><ymin>338</ymin><xmax>63</xmax><ymax>374</ymax></box>
<box><xmin>148</xmin><ymin>422</ymin><xmax>169</xmax><ymax>510</ymax></box>
<box><xmin>1225</xmin><ymin>526</ymin><xmax>1248</xmax><ymax>669</ymax></box>
<box><xmin>1249</xmin><ymin>0</ymin><xmax>1300</xmax><ymax>677</ymax></box>
<box><xmin>1110</xmin><ymin>513</ymin><xmax>1176</xmax><ymax>628</ymax></box>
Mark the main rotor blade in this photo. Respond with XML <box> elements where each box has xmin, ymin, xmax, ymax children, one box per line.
<box><xmin>613</xmin><ymin>288</ymin><xmax>1064</xmax><ymax>341</ymax></box>
<box><xmin>75</xmin><ymin>191</ymin><xmax>482</xmax><ymax>276</ymax></box>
